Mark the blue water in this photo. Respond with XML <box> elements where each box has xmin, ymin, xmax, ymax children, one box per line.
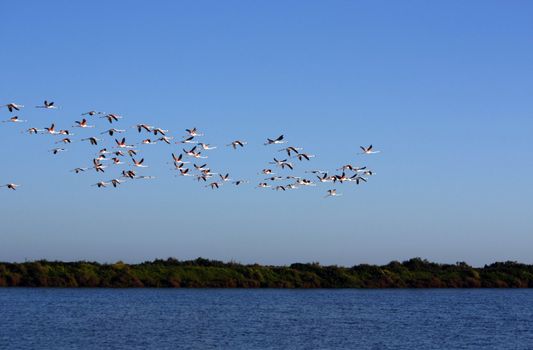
<box><xmin>0</xmin><ymin>289</ymin><xmax>532</xmax><ymax>349</ymax></box>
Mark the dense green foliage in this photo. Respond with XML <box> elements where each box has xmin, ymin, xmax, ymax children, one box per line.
<box><xmin>0</xmin><ymin>258</ymin><xmax>532</xmax><ymax>288</ymax></box>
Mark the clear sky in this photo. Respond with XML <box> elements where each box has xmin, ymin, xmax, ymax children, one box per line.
<box><xmin>1</xmin><ymin>1</ymin><xmax>532</xmax><ymax>266</ymax></box>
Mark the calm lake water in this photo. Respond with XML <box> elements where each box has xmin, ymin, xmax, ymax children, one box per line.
<box><xmin>0</xmin><ymin>289</ymin><xmax>532</xmax><ymax>349</ymax></box>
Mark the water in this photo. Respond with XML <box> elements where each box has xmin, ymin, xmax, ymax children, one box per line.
<box><xmin>0</xmin><ymin>289</ymin><xmax>532</xmax><ymax>349</ymax></box>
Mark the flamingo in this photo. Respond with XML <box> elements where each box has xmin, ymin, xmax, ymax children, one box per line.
<box><xmin>93</xmin><ymin>181</ymin><xmax>109</xmax><ymax>188</ymax></box>
<box><xmin>2</xmin><ymin>116</ymin><xmax>26</xmax><ymax>123</ymax></box>
<box><xmin>279</xmin><ymin>146</ymin><xmax>301</xmax><ymax>156</ymax></box>
<box><xmin>178</xmin><ymin>136</ymin><xmax>198</xmax><ymax>144</ymax></box>
<box><xmin>139</xmin><ymin>138</ymin><xmax>156</xmax><ymax>145</ymax></box>
<box><xmin>199</xmin><ymin>169</ymin><xmax>217</xmax><ymax>179</ymax></box>
<box><xmin>81</xmin><ymin>137</ymin><xmax>100</xmax><ymax>145</ymax></box>
<box><xmin>265</xmin><ymin>135</ymin><xmax>286</xmax><ymax>145</ymax></box>
<box><xmin>270</xmin><ymin>158</ymin><xmax>294</xmax><ymax>170</ymax></box>
<box><xmin>58</xmin><ymin>129</ymin><xmax>72</xmax><ymax>135</ymax></box>
<box><xmin>317</xmin><ymin>173</ymin><xmax>334</xmax><ymax>183</ymax></box>
<box><xmin>101</xmin><ymin>114</ymin><xmax>122</xmax><ymax>123</ymax></box>
<box><xmin>55</xmin><ymin>137</ymin><xmax>72</xmax><ymax>144</ymax></box>
<box><xmin>295</xmin><ymin>179</ymin><xmax>315</xmax><ymax>187</ymax></box>
<box><xmin>172</xmin><ymin>162</ymin><xmax>185</xmax><ymax>171</ymax></box>
<box><xmin>295</xmin><ymin>153</ymin><xmax>315</xmax><ymax>161</ymax></box>
<box><xmin>350</xmin><ymin>175</ymin><xmax>367</xmax><ymax>185</ymax></box>
<box><xmin>325</xmin><ymin>189</ymin><xmax>342</xmax><ymax>198</ymax></box>
<box><xmin>135</xmin><ymin>124</ymin><xmax>153</xmax><ymax>133</ymax></box>
<box><xmin>186</xmin><ymin>128</ymin><xmax>204</xmax><ymax>137</ymax></box>
<box><xmin>219</xmin><ymin>173</ymin><xmax>232</xmax><ymax>182</ymax></box>
<box><xmin>115</xmin><ymin>138</ymin><xmax>134</xmax><ymax>149</ymax></box>
<box><xmin>360</xmin><ymin>145</ymin><xmax>381</xmax><ymax>154</ymax></box>
<box><xmin>92</xmin><ymin>159</ymin><xmax>107</xmax><ymax>173</ymax></box>
<box><xmin>94</xmin><ymin>154</ymin><xmax>107</xmax><ymax>162</ymax></box>
<box><xmin>135</xmin><ymin>175</ymin><xmax>155</xmax><ymax>180</ymax></box>
<box><xmin>131</xmin><ymin>158</ymin><xmax>147</xmax><ymax>168</ymax></box>
<box><xmin>152</xmin><ymin>127</ymin><xmax>168</xmax><ymax>136</ymax></box>
<box><xmin>36</xmin><ymin>100</ymin><xmax>57</xmax><ymax>109</ymax></box>
<box><xmin>184</xmin><ymin>146</ymin><xmax>207</xmax><ymax>159</ymax></box>
<box><xmin>3</xmin><ymin>103</ymin><xmax>24</xmax><ymax>112</ymax></box>
<box><xmin>183</xmin><ymin>146</ymin><xmax>198</xmax><ymax>157</ymax></box>
<box><xmin>172</xmin><ymin>153</ymin><xmax>189</xmax><ymax>164</ymax></box>
<box><xmin>265</xmin><ymin>176</ymin><xmax>284</xmax><ymax>181</ymax></box>
<box><xmin>232</xmin><ymin>180</ymin><xmax>249</xmax><ymax>186</ymax></box>
<box><xmin>50</xmin><ymin>148</ymin><xmax>67</xmax><ymax>155</ymax></box>
<box><xmin>74</xmin><ymin>119</ymin><xmax>94</xmax><ymax>128</ymax></box>
<box><xmin>227</xmin><ymin>140</ymin><xmax>247</xmax><ymax>149</ymax></box>
<box><xmin>111</xmin><ymin>157</ymin><xmax>124</xmax><ymax>165</ymax></box>
<box><xmin>306</xmin><ymin>170</ymin><xmax>327</xmax><ymax>175</ymax></box>
<box><xmin>82</xmin><ymin>110</ymin><xmax>104</xmax><ymax>116</ymax></box>
<box><xmin>157</xmin><ymin>136</ymin><xmax>173</xmax><ymax>144</ymax></box>
<box><xmin>178</xmin><ymin>168</ymin><xmax>193</xmax><ymax>177</ymax></box>
<box><xmin>195</xmin><ymin>174</ymin><xmax>209</xmax><ymax>182</ymax></box>
<box><xmin>334</xmin><ymin>172</ymin><xmax>350</xmax><ymax>183</ymax></box>
<box><xmin>110</xmin><ymin>179</ymin><xmax>125</xmax><ymax>187</ymax></box>
<box><xmin>71</xmin><ymin>167</ymin><xmax>88</xmax><ymax>174</ymax></box>
<box><xmin>199</xmin><ymin>143</ymin><xmax>217</xmax><ymax>150</ymax></box>
<box><xmin>23</xmin><ymin>127</ymin><xmax>42</xmax><ymax>134</ymax></box>
<box><xmin>206</xmin><ymin>182</ymin><xmax>222</xmax><ymax>189</ymax></box>
<box><xmin>122</xmin><ymin>170</ymin><xmax>136</xmax><ymax>179</ymax></box>
<box><xmin>101</xmin><ymin>128</ymin><xmax>125</xmax><ymax>136</ymax></box>
<box><xmin>1</xmin><ymin>183</ymin><xmax>20</xmax><ymax>190</ymax></box>
<box><xmin>94</xmin><ymin>164</ymin><xmax>107</xmax><ymax>173</ymax></box>
<box><xmin>44</xmin><ymin>123</ymin><xmax>60</xmax><ymax>135</ymax></box>
<box><xmin>338</xmin><ymin>165</ymin><xmax>366</xmax><ymax>172</ymax></box>
<box><xmin>194</xmin><ymin>163</ymin><xmax>209</xmax><ymax>171</ymax></box>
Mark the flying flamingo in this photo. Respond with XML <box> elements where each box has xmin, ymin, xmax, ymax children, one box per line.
<box><xmin>1</xmin><ymin>183</ymin><xmax>20</xmax><ymax>190</ymax></box>
<box><xmin>359</xmin><ymin>145</ymin><xmax>381</xmax><ymax>154</ymax></box>
<box><xmin>36</xmin><ymin>100</ymin><xmax>57</xmax><ymax>109</ymax></box>
<box><xmin>2</xmin><ymin>103</ymin><xmax>24</xmax><ymax>112</ymax></box>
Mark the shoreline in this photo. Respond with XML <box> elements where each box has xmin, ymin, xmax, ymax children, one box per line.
<box><xmin>1</xmin><ymin>257</ymin><xmax>532</xmax><ymax>288</ymax></box>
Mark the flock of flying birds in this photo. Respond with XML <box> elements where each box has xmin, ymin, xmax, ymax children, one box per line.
<box><xmin>1</xmin><ymin>101</ymin><xmax>380</xmax><ymax>198</ymax></box>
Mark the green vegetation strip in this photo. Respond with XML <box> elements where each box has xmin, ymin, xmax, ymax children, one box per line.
<box><xmin>1</xmin><ymin>258</ymin><xmax>532</xmax><ymax>288</ymax></box>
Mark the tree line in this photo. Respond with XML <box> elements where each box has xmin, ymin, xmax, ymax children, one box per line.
<box><xmin>0</xmin><ymin>258</ymin><xmax>532</xmax><ymax>288</ymax></box>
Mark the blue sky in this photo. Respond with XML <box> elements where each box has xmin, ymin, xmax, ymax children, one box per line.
<box><xmin>1</xmin><ymin>1</ymin><xmax>532</xmax><ymax>266</ymax></box>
